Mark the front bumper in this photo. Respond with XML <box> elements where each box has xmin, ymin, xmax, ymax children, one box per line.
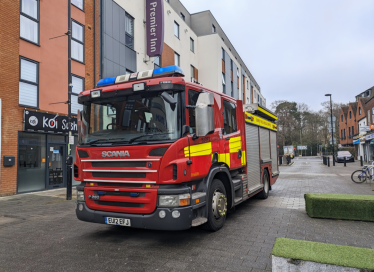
<box><xmin>76</xmin><ymin>202</ymin><xmax>193</xmax><ymax>231</ymax></box>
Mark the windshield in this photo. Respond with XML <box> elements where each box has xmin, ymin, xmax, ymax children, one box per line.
<box><xmin>80</xmin><ymin>91</ymin><xmax>182</xmax><ymax>145</ymax></box>
<box><xmin>338</xmin><ymin>151</ymin><xmax>351</xmax><ymax>156</ymax></box>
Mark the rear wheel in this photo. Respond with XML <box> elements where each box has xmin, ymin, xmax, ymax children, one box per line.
<box><xmin>351</xmin><ymin>170</ymin><xmax>367</xmax><ymax>183</ymax></box>
<box><xmin>257</xmin><ymin>170</ymin><xmax>270</xmax><ymax>199</ymax></box>
<box><xmin>203</xmin><ymin>179</ymin><xmax>227</xmax><ymax>232</ymax></box>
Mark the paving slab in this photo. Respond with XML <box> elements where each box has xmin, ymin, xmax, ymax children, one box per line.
<box><xmin>0</xmin><ymin>157</ymin><xmax>373</xmax><ymax>271</ymax></box>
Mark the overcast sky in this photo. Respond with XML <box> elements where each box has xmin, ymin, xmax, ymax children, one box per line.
<box><xmin>180</xmin><ymin>0</ymin><xmax>374</xmax><ymax>110</ymax></box>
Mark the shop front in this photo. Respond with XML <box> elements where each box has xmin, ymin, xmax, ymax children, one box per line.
<box><xmin>365</xmin><ymin>132</ymin><xmax>374</xmax><ymax>163</ymax></box>
<box><xmin>17</xmin><ymin>110</ymin><xmax>79</xmax><ymax>194</ymax></box>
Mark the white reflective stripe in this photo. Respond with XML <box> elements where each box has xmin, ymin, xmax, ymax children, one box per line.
<box><xmin>84</xmin><ymin>179</ymin><xmax>156</xmax><ymax>184</ymax></box>
<box><xmin>83</xmin><ymin>169</ymin><xmax>157</xmax><ymax>173</ymax></box>
<box><xmin>81</xmin><ymin>159</ymin><xmax>160</xmax><ymax>162</ymax></box>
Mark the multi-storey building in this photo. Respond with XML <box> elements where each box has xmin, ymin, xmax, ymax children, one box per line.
<box><xmin>0</xmin><ymin>0</ymin><xmax>98</xmax><ymax>196</ymax></box>
<box><xmin>100</xmin><ymin>0</ymin><xmax>265</xmax><ymax>106</ymax></box>
<box><xmin>0</xmin><ymin>0</ymin><xmax>264</xmax><ymax>195</ymax></box>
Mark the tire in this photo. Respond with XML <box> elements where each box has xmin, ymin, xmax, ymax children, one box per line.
<box><xmin>257</xmin><ymin>170</ymin><xmax>270</xmax><ymax>199</ymax></box>
<box><xmin>203</xmin><ymin>179</ymin><xmax>227</xmax><ymax>232</ymax></box>
<box><xmin>351</xmin><ymin>170</ymin><xmax>367</xmax><ymax>183</ymax></box>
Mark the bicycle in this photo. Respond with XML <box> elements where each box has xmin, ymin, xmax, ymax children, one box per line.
<box><xmin>351</xmin><ymin>165</ymin><xmax>374</xmax><ymax>183</ymax></box>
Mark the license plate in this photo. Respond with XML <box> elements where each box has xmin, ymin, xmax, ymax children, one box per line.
<box><xmin>105</xmin><ymin>217</ymin><xmax>131</xmax><ymax>227</ymax></box>
<box><xmin>88</xmin><ymin>195</ymin><xmax>100</xmax><ymax>200</ymax></box>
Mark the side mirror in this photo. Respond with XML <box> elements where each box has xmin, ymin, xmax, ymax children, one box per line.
<box><xmin>161</xmin><ymin>91</ymin><xmax>177</xmax><ymax>111</ymax></box>
<box><xmin>182</xmin><ymin>125</ymin><xmax>190</xmax><ymax>137</ymax></box>
<box><xmin>195</xmin><ymin>93</ymin><xmax>215</xmax><ymax>137</ymax></box>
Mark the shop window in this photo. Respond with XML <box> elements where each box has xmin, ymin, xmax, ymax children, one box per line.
<box><xmin>125</xmin><ymin>14</ymin><xmax>134</xmax><ymax>49</ymax></box>
<box><xmin>71</xmin><ymin>0</ymin><xmax>84</xmax><ymax>10</ymax></box>
<box><xmin>20</xmin><ymin>0</ymin><xmax>39</xmax><ymax>44</ymax></box>
<box><xmin>71</xmin><ymin>20</ymin><xmax>84</xmax><ymax>62</ymax></box>
<box><xmin>72</xmin><ymin>75</ymin><xmax>84</xmax><ymax>115</ymax></box>
<box><xmin>223</xmin><ymin>100</ymin><xmax>237</xmax><ymax>135</ymax></box>
<box><xmin>19</xmin><ymin>57</ymin><xmax>38</xmax><ymax>108</ymax></box>
<box><xmin>174</xmin><ymin>21</ymin><xmax>179</xmax><ymax>38</ymax></box>
<box><xmin>18</xmin><ymin>133</ymin><xmax>46</xmax><ymax>193</ymax></box>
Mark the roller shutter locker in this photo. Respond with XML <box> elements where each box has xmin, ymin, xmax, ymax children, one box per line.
<box><xmin>270</xmin><ymin>131</ymin><xmax>278</xmax><ymax>174</ymax></box>
<box><xmin>260</xmin><ymin>128</ymin><xmax>270</xmax><ymax>161</ymax></box>
<box><xmin>246</xmin><ymin>124</ymin><xmax>261</xmax><ymax>192</ymax></box>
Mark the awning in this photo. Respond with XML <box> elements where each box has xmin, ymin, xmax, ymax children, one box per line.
<box><xmin>353</xmin><ymin>139</ymin><xmax>360</xmax><ymax>145</ymax></box>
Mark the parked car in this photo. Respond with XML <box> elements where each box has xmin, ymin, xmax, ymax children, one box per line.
<box><xmin>335</xmin><ymin>151</ymin><xmax>354</xmax><ymax>162</ymax></box>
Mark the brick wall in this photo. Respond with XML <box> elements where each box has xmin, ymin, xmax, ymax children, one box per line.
<box><xmin>339</xmin><ymin>108</ymin><xmax>347</xmax><ymax>146</ymax></box>
<box><xmin>346</xmin><ymin>103</ymin><xmax>357</xmax><ymax>145</ymax></box>
<box><xmin>161</xmin><ymin>43</ymin><xmax>175</xmax><ymax>68</ymax></box>
<box><xmin>84</xmin><ymin>0</ymin><xmax>99</xmax><ymax>90</ymax></box>
<box><xmin>0</xmin><ymin>0</ymin><xmax>22</xmax><ymax>196</ymax></box>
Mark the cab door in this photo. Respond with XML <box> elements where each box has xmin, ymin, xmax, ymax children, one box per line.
<box><xmin>222</xmin><ymin>99</ymin><xmax>242</xmax><ymax>170</ymax></box>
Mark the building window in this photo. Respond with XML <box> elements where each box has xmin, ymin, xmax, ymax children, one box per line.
<box><xmin>222</xmin><ymin>73</ymin><xmax>226</xmax><ymax>94</ymax></box>
<box><xmin>71</xmin><ymin>0</ymin><xmax>84</xmax><ymax>10</ymax></box>
<box><xmin>191</xmin><ymin>65</ymin><xmax>195</xmax><ymax>80</ymax></box>
<box><xmin>20</xmin><ymin>0</ymin><xmax>39</xmax><ymax>44</ymax></box>
<box><xmin>223</xmin><ymin>100</ymin><xmax>237</xmax><ymax>134</ymax></box>
<box><xmin>341</xmin><ymin>115</ymin><xmax>343</xmax><ymax>122</ymax></box>
<box><xmin>222</xmin><ymin>48</ymin><xmax>225</xmax><ymax>60</ymax></box>
<box><xmin>19</xmin><ymin>57</ymin><xmax>38</xmax><ymax>108</ymax></box>
<box><xmin>180</xmin><ymin>12</ymin><xmax>185</xmax><ymax>21</ymax></box>
<box><xmin>188</xmin><ymin>89</ymin><xmax>200</xmax><ymax>133</ymax></box>
<box><xmin>125</xmin><ymin>14</ymin><xmax>134</xmax><ymax>49</ymax></box>
<box><xmin>359</xmin><ymin>107</ymin><xmax>361</xmax><ymax>115</ymax></box>
<box><xmin>230</xmin><ymin>59</ymin><xmax>233</xmax><ymax>71</ymax></box>
<box><xmin>174</xmin><ymin>52</ymin><xmax>180</xmax><ymax>66</ymax></box>
<box><xmin>174</xmin><ymin>21</ymin><xmax>179</xmax><ymax>38</ymax></box>
<box><xmin>231</xmin><ymin>82</ymin><xmax>234</xmax><ymax>97</ymax></box>
<box><xmin>247</xmin><ymin>80</ymin><xmax>249</xmax><ymax>90</ymax></box>
<box><xmin>349</xmin><ymin>111</ymin><xmax>351</xmax><ymax>119</ymax></box>
<box><xmin>190</xmin><ymin>38</ymin><xmax>194</xmax><ymax>53</ymax></box>
<box><xmin>212</xmin><ymin>24</ymin><xmax>216</xmax><ymax>33</ymax></box>
<box><xmin>71</xmin><ymin>75</ymin><xmax>84</xmax><ymax>115</ymax></box>
<box><xmin>237</xmin><ymin>68</ymin><xmax>239</xmax><ymax>77</ymax></box>
<box><xmin>71</xmin><ymin>20</ymin><xmax>84</xmax><ymax>63</ymax></box>
<box><xmin>154</xmin><ymin>56</ymin><xmax>160</xmax><ymax>69</ymax></box>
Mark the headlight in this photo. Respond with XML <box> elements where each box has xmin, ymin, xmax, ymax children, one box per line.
<box><xmin>77</xmin><ymin>191</ymin><xmax>85</xmax><ymax>201</ymax></box>
<box><xmin>159</xmin><ymin>194</ymin><xmax>190</xmax><ymax>207</ymax></box>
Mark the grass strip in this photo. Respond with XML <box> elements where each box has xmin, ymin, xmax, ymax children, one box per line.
<box><xmin>305</xmin><ymin>193</ymin><xmax>374</xmax><ymax>222</ymax></box>
<box><xmin>272</xmin><ymin>238</ymin><xmax>374</xmax><ymax>270</ymax></box>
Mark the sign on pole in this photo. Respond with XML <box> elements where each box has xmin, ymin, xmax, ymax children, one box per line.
<box><xmin>327</xmin><ymin>116</ymin><xmax>336</xmax><ymax>122</ymax></box>
<box><xmin>297</xmin><ymin>146</ymin><xmax>307</xmax><ymax>150</ymax></box>
<box><xmin>330</xmin><ymin>138</ymin><xmax>336</xmax><ymax>145</ymax></box>
<box><xmin>146</xmin><ymin>0</ymin><xmax>164</xmax><ymax>57</ymax></box>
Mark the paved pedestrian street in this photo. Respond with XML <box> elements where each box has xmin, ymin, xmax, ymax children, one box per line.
<box><xmin>0</xmin><ymin>157</ymin><xmax>373</xmax><ymax>272</ymax></box>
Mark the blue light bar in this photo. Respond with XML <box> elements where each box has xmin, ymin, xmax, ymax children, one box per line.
<box><xmin>153</xmin><ymin>65</ymin><xmax>184</xmax><ymax>77</ymax></box>
<box><xmin>96</xmin><ymin>77</ymin><xmax>116</xmax><ymax>87</ymax></box>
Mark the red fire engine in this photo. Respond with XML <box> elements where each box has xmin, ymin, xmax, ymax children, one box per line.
<box><xmin>75</xmin><ymin>65</ymin><xmax>279</xmax><ymax>231</ymax></box>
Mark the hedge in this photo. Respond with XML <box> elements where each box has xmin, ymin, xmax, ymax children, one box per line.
<box><xmin>305</xmin><ymin>193</ymin><xmax>374</xmax><ymax>222</ymax></box>
<box><xmin>272</xmin><ymin>238</ymin><xmax>374</xmax><ymax>270</ymax></box>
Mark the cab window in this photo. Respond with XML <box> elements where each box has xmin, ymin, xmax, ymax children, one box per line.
<box><xmin>223</xmin><ymin>100</ymin><xmax>237</xmax><ymax>135</ymax></box>
<box><xmin>188</xmin><ymin>89</ymin><xmax>200</xmax><ymax>133</ymax></box>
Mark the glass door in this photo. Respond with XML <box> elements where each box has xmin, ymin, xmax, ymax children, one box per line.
<box><xmin>47</xmin><ymin>144</ymin><xmax>66</xmax><ymax>189</ymax></box>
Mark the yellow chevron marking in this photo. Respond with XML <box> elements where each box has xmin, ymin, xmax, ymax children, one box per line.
<box><xmin>184</xmin><ymin>142</ymin><xmax>212</xmax><ymax>157</ymax></box>
<box><xmin>229</xmin><ymin>136</ymin><xmax>242</xmax><ymax>153</ymax></box>
<box><xmin>241</xmin><ymin>150</ymin><xmax>246</xmax><ymax>165</ymax></box>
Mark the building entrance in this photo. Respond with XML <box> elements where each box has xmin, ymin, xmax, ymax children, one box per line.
<box><xmin>47</xmin><ymin>143</ymin><xmax>66</xmax><ymax>189</ymax></box>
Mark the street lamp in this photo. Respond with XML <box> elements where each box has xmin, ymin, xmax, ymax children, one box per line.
<box><xmin>325</xmin><ymin>94</ymin><xmax>335</xmax><ymax>166</ymax></box>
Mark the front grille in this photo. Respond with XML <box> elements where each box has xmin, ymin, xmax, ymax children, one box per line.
<box><xmin>173</xmin><ymin>164</ymin><xmax>177</xmax><ymax>180</ymax></box>
<box><xmin>95</xmin><ymin>201</ymin><xmax>144</xmax><ymax>208</ymax></box>
<box><xmin>94</xmin><ymin>191</ymin><xmax>145</xmax><ymax>197</ymax></box>
<box><xmin>91</xmin><ymin>162</ymin><xmax>147</xmax><ymax>168</ymax></box>
<box><xmin>97</xmin><ymin>183</ymin><xmax>143</xmax><ymax>187</ymax></box>
<box><xmin>92</xmin><ymin>172</ymin><xmax>146</xmax><ymax>179</ymax></box>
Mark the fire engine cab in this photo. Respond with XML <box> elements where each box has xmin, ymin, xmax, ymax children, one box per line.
<box><xmin>75</xmin><ymin>65</ymin><xmax>279</xmax><ymax>231</ymax></box>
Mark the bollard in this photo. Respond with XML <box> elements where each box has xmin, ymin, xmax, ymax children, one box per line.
<box><xmin>323</xmin><ymin>156</ymin><xmax>326</xmax><ymax>165</ymax></box>
<box><xmin>361</xmin><ymin>156</ymin><xmax>363</xmax><ymax>167</ymax></box>
<box><xmin>344</xmin><ymin>157</ymin><xmax>346</xmax><ymax>167</ymax></box>
<box><xmin>66</xmin><ymin>155</ymin><xmax>73</xmax><ymax>200</ymax></box>
<box><xmin>279</xmin><ymin>156</ymin><xmax>283</xmax><ymax>165</ymax></box>
<box><xmin>333</xmin><ymin>155</ymin><xmax>335</xmax><ymax>166</ymax></box>
<box><xmin>328</xmin><ymin>157</ymin><xmax>330</xmax><ymax>167</ymax></box>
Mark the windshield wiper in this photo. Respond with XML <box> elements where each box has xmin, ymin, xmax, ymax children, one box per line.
<box><xmin>128</xmin><ymin>132</ymin><xmax>174</xmax><ymax>144</ymax></box>
<box><xmin>128</xmin><ymin>134</ymin><xmax>154</xmax><ymax>144</ymax></box>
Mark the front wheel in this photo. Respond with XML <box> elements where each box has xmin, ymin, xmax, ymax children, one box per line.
<box><xmin>351</xmin><ymin>170</ymin><xmax>367</xmax><ymax>183</ymax></box>
<box><xmin>203</xmin><ymin>179</ymin><xmax>227</xmax><ymax>232</ymax></box>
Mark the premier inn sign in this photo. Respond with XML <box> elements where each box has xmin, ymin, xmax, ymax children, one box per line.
<box><xmin>146</xmin><ymin>0</ymin><xmax>164</xmax><ymax>57</ymax></box>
